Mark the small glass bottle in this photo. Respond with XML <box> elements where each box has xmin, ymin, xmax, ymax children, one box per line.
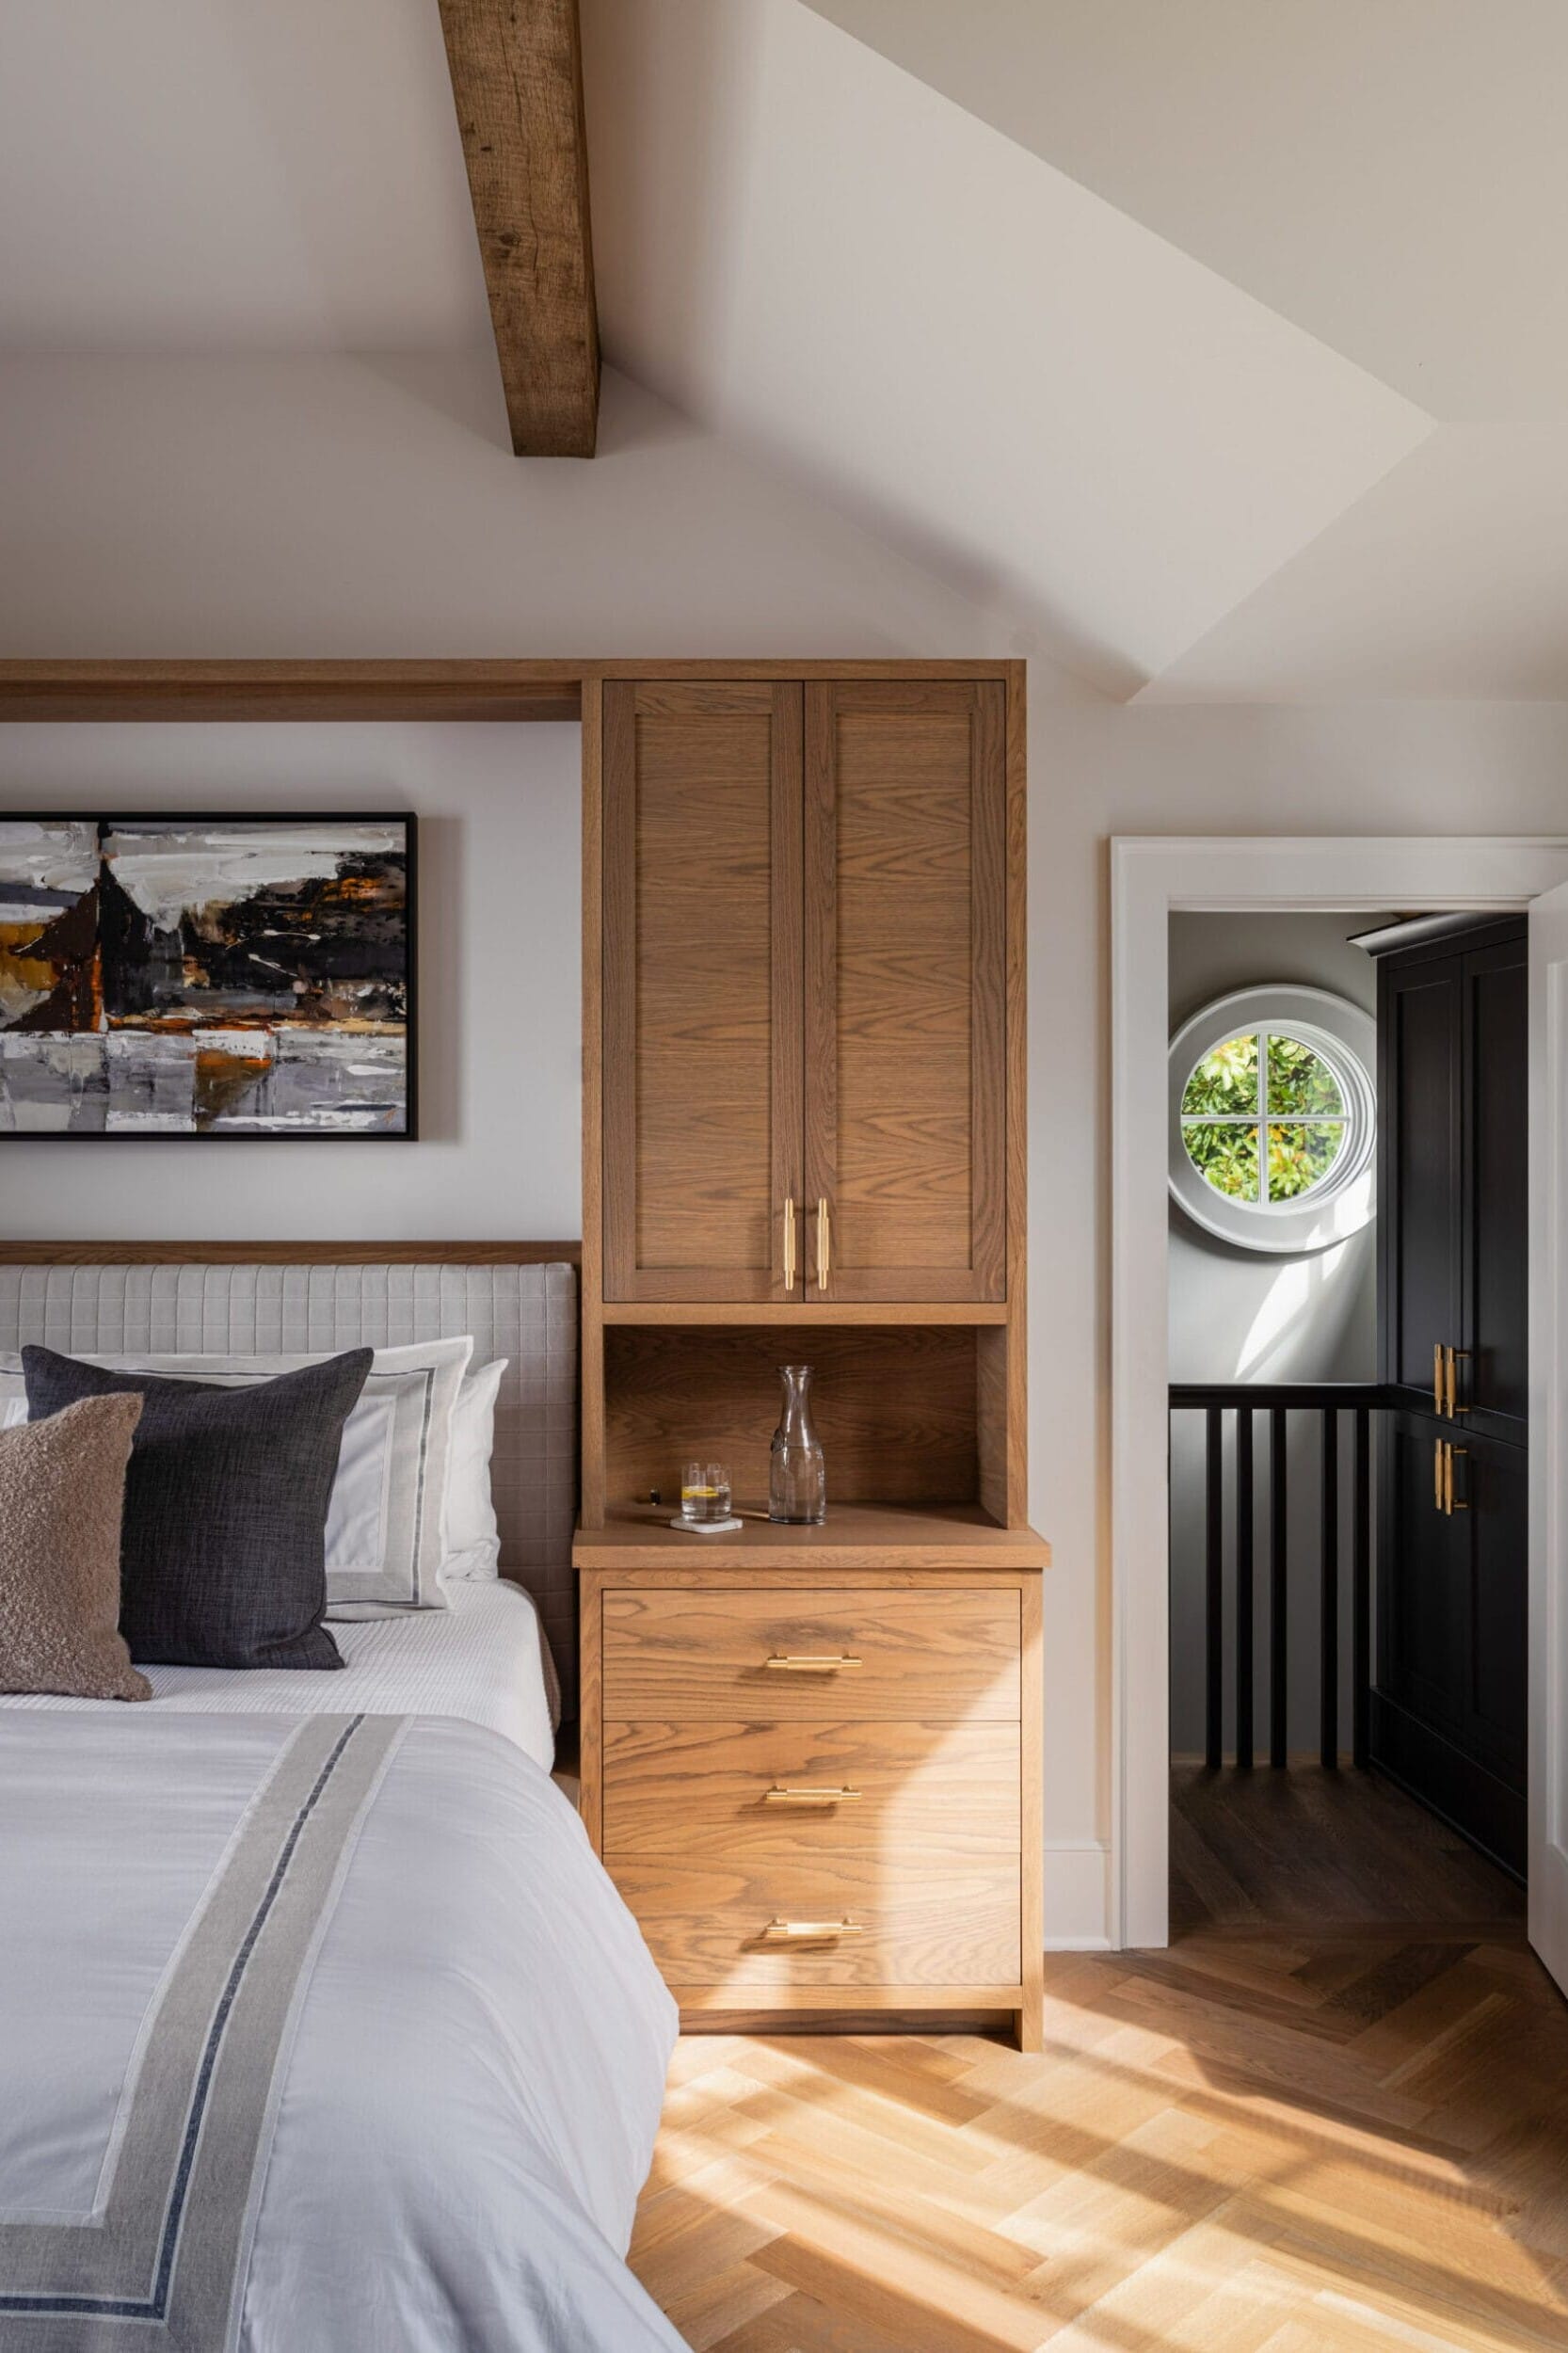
<box><xmin>769</xmin><ymin>1364</ymin><xmax>826</xmax><ymax>1524</ymax></box>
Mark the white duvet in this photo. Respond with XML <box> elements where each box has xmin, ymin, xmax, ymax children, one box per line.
<box><xmin>0</xmin><ymin>1711</ymin><xmax>687</xmax><ymax>2353</ymax></box>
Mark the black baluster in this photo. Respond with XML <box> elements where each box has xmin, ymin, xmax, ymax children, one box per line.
<box><xmin>1320</xmin><ymin>1409</ymin><xmax>1339</xmax><ymax>1769</ymax></box>
<box><xmin>1206</xmin><ymin>1405</ymin><xmax>1224</xmax><ymax>1771</ymax></box>
<box><xmin>1270</xmin><ymin>1407</ymin><xmax>1288</xmax><ymax>1768</ymax></box>
<box><xmin>1235</xmin><ymin>1409</ymin><xmax>1254</xmax><ymax>1770</ymax></box>
<box><xmin>1352</xmin><ymin>1406</ymin><xmax>1371</xmax><ymax>1769</ymax></box>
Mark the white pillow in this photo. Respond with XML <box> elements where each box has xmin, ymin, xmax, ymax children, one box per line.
<box><xmin>441</xmin><ymin>1357</ymin><xmax>506</xmax><ymax>1580</ymax></box>
<box><xmin>1</xmin><ymin>1337</ymin><xmax>472</xmax><ymax>1615</ymax></box>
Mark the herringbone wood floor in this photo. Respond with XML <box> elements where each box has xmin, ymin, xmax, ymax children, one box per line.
<box><xmin>629</xmin><ymin>1768</ymin><xmax>1568</xmax><ymax>2351</ymax></box>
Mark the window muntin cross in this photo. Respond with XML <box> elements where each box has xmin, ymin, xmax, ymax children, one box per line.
<box><xmin>1180</xmin><ymin>1031</ymin><xmax>1348</xmax><ymax>1205</ymax></box>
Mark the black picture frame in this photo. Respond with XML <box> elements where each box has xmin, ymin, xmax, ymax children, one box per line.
<box><xmin>0</xmin><ymin>812</ymin><xmax>417</xmax><ymax>1141</ymax></box>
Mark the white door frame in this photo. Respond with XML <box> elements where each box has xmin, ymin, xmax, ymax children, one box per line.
<box><xmin>1111</xmin><ymin>836</ymin><xmax>1568</xmax><ymax>1951</ymax></box>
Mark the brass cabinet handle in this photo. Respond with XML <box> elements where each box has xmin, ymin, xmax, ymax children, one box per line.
<box><xmin>1433</xmin><ymin>1343</ymin><xmax>1444</xmax><ymax>1416</ymax></box>
<box><xmin>762</xmin><ymin>1785</ymin><xmax>863</xmax><ymax>1805</ymax></box>
<box><xmin>764</xmin><ymin>1653</ymin><xmax>862</xmax><ymax>1673</ymax></box>
<box><xmin>1434</xmin><ymin>1436</ymin><xmax>1444</xmax><ymax>1511</ymax></box>
<box><xmin>1449</xmin><ymin>1349</ymin><xmax>1470</xmax><ymax>1417</ymax></box>
<box><xmin>761</xmin><ymin>1917</ymin><xmax>864</xmax><ymax>1941</ymax></box>
<box><xmin>1448</xmin><ymin>1446</ymin><xmax>1468</xmax><ymax>1513</ymax></box>
<box><xmin>816</xmin><ymin>1196</ymin><xmax>831</xmax><ymax>1290</ymax></box>
<box><xmin>782</xmin><ymin>1196</ymin><xmax>796</xmax><ymax>1293</ymax></box>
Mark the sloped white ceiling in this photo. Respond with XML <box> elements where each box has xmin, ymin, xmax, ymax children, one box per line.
<box><xmin>3</xmin><ymin>0</ymin><xmax>1565</xmax><ymax>696</ymax></box>
<box><xmin>581</xmin><ymin>0</ymin><xmax>1428</xmax><ymax>695</ymax></box>
<box><xmin>805</xmin><ymin>0</ymin><xmax>1568</xmax><ymax>420</ymax></box>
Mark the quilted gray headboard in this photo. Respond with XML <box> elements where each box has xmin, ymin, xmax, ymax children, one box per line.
<box><xmin>0</xmin><ymin>1258</ymin><xmax>580</xmax><ymax>1706</ymax></box>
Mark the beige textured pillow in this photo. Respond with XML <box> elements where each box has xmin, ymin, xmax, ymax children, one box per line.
<box><xmin>0</xmin><ymin>1393</ymin><xmax>150</xmax><ymax>1701</ymax></box>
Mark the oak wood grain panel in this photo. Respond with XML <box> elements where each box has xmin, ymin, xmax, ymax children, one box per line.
<box><xmin>612</xmin><ymin>1856</ymin><xmax>1020</xmax><ymax>1988</ymax></box>
<box><xmin>578</xmin><ymin>1568</ymin><xmax>603</xmax><ymax>1846</ymax></box>
<box><xmin>602</xmin><ymin>1587</ymin><xmax>1019</xmax><ymax>1721</ymax></box>
<box><xmin>804</xmin><ymin>680</ymin><xmax>1006</xmax><ymax>1302</ymax></box>
<box><xmin>602</xmin><ymin>1718</ymin><xmax>1021</xmax><ymax>1862</ymax></box>
<box><xmin>1018</xmin><ymin>1564</ymin><xmax>1044</xmax><ymax>2052</ymax></box>
<box><xmin>437</xmin><ymin>0</ymin><xmax>599</xmax><ymax>457</ymax></box>
<box><xmin>579</xmin><ymin>673</ymin><xmax>606</xmax><ymax>1527</ymax></box>
<box><xmin>602</xmin><ymin>1322</ymin><xmax>978</xmax><ymax>1508</ymax></box>
<box><xmin>0</xmin><ymin>660</ymin><xmax>584</xmax><ymax>722</ymax></box>
<box><xmin>602</xmin><ymin>683</ymin><xmax>803</xmax><ymax>1302</ymax></box>
<box><xmin>573</xmin><ymin>1513</ymin><xmax>1048</xmax><ymax>1569</ymax></box>
<box><xmin>1002</xmin><ymin>660</ymin><xmax>1030</xmax><ymax>1526</ymax></box>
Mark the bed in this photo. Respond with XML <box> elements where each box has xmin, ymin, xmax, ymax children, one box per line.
<box><xmin>0</xmin><ymin>1254</ymin><xmax>687</xmax><ymax>2353</ymax></box>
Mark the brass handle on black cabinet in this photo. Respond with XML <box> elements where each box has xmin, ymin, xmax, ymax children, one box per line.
<box><xmin>1434</xmin><ymin>1436</ymin><xmax>1445</xmax><ymax>1511</ymax></box>
<box><xmin>816</xmin><ymin>1197</ymin><xmax>831</xmax><ymax>1290</ymax></box>
<box><xmin>783</xmin><ymin>1197</ymin><xmax>797</xmax><ymax>1293</ymax></box>
<box><xmin>1448</xmin><ymin>1349</ymin><xmax>1470</xmax><ymax>1418</ymax></box>
<box><xmin>1434</xmin><ymin>1343</ymin><xmax>1445</xmax><ymax>1416</ymax></box>
<box><xmin>1447</xmin><ymin>1445</ymin><xmax>1468</xmax><ymax>1513</ymax></box>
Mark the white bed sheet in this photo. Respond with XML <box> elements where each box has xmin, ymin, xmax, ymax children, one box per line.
<box><xmin>0</xmin><ymin>1577</ymin><xmax>556</xmax><ymax>1769</ymax></box>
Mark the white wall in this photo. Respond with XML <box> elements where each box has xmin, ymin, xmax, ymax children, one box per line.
<box><xmin>12</xmin><ymin>354</ymin><xmax>1568</xmax><ymax>1942</ymax></box>
<box><xmin>1166</xmin><ymin>911</ymin><xmax>1382</xmax><ymax>1758</ymax></box>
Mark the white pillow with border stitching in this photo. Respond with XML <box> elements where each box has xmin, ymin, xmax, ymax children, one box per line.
<box><xmin>1</xmin><ymin>1337</ymin><xmax>471</xmax><ymax>1615</ymax></box>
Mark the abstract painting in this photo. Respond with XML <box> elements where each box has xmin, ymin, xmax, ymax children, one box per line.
<box><xmin>0</xmin><ymin>817</ymin><xmax>414</xmax><ymax>1136</ymax></box>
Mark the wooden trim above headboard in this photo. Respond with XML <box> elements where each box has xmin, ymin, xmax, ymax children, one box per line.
<box><xmin>0</xmin><ymin>1241</ymin><xmax>583</xmax><ymax>1265</ymax></box>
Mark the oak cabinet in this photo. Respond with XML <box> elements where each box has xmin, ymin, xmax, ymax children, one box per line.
<box><xmin>601</xmin><ymin>677</ymin><xmax>1006</xmax><ymax>1304</ymax></box>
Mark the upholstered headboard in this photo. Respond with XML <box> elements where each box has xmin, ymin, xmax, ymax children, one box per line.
<box><xmin>0</xmin><ymin>1256</ymin><xmax>581</xmax><ymax>1705</ymax></box>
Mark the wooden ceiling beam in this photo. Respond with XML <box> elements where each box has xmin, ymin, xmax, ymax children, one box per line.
<box><xmin>437</xmin><ymin>0</ymin><xmax>600</xmax><ymax>457</ymax></box>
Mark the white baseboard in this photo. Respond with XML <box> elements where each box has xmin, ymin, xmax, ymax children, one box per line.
<box><xmin>1042</xmin><ymin>1837</ymin><xmax>1112</xmax><ymax>1950</ymax></box>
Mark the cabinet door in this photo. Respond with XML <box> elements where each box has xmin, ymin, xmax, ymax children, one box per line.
<box><xmin>1379</xmin><ymin>953</ymin><xmax>1462</xmax><ymax>1408</ymax></box>
<box><xmin>1376</xmin><ymin>1409</ymin><xmax>1466</xmax><ymax>1744</ymax></box>
<box><xmin>1372</xmin><ymin>1410</ymin><xmax>1526</xmax><ymax>1875</ymax></box>
<box><xmin>1461</xmin><ymin>933</ymin><xmax>1528</xmax><ymax>1445</ymax></box>
<box><xmin>602</xmin><ymin>682</ymin><xmax>804</xmax><ymax>1302</ymax></box>
<box><xmin>802</xmin><ymin>680</ymin><xmax>1006</xmax><ymax>1303</ymax></box>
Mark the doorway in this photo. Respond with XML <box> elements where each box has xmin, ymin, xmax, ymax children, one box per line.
<box><xmin>1110</xmin><ymin>837</ymin><xmax>1568</xmax><ymax>1961</ymax></box>
<box><xmin>1165</xmin><ymin>906</ymin><xmax>1528</xmax><ymax>1943</ymax></box>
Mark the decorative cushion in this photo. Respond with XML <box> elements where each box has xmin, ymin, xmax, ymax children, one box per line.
<box><xmin>0</xmin><ymin>1393</ymin><xmax>150</xmax><ymax>1701</ymax></box>
<box><xmin>22</xmin><ymin>1345</ymin><xmax>373</xmax><ymax>1670</ymax></box>
<box><xmin>2</xmin><ymin>1337</ymin><xmax>471</xmax><ymax>1614</ymax></box>
<box><xmin>441</xmin><ymin>1358</ymin><xmax>508</xmax><ymax>1581</ymax></box>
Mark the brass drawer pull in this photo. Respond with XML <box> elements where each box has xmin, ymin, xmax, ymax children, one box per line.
<box><xmin>1448</xmin><ymin>1348</ymin><xmax>1470</xmax><ymax>1417</ymax></box>
<box><xmin>1433</xmin><ymin>1342</ymin><xmax>1444</xmax><ymax>1417</ymax></box>
<box><xmin>761</xmin><ymin>1917</ymin><xmax>864</xmax><ymax>1941</ymax></box>
<box><xmin>764</xmin><ymin>1654</ymin><xmax>862</xmax><ymax>1673</ymax></box>
<box><xmin>782</xmin><ymin>1196</ymin><xmax>797</xmax><ymax>1293</ymax></box>
<box><xmin>762</xmin><ymin>1785</ymin><xmax>863</xmax><ymax>1805</ymax></box>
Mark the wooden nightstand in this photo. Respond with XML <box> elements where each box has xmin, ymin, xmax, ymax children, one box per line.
<box><xmin>575</xmin><ymin>1506</ymin><xmax>1047</xmax><ymax>2051</ymax></box>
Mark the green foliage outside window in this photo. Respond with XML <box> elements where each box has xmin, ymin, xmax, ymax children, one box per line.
<box><xmin>1181</xmin><ymin>1032</ymin><xmax>1346</xmax><ymax>1204</ymax></box>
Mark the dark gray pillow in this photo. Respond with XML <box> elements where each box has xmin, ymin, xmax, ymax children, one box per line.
<box><xmin>22</xmin><ymin>1344</ymin><xmax>374</xmax><ymax>1671</ymax></box>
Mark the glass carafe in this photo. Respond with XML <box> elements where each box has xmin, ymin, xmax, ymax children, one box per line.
<box><xmin>768</xmin><ymin>1364</ymin><xmax>826</xmax><ymax>1524</ymax></box>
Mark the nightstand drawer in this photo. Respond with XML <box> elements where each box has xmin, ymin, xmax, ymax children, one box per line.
<box><xmin>601</xmin><ymin>1588</ymin><xmax>1019</xmax><ymax>1720</ymax></box>
<box><xmin>602</xmin><ymin>1719</ymin><xmax>1020</xmax><ymax>1862</ymax></box>
<box><xmin>613</xmin><ymin>1856</ymin><xmax>1021</xmax><ymax>1989</ymax></box>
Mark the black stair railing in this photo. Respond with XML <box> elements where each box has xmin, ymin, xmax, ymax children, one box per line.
<box><xmin>1169</xmin><ymin>1383</ymin><xmax>1383</xmax><ymax>1772</ymax></box>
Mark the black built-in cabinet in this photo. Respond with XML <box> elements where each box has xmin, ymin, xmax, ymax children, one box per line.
<box><xmin>1371</xmin><ymin>918</ymin><xmax>1527</xmax><ymax>1875</ymax></box>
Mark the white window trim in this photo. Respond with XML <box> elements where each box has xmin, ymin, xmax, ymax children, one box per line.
<box><xmin>1168</xmin><ymin>984</ymin><xmax>1376</xmax><ymax>1254</ymax></box>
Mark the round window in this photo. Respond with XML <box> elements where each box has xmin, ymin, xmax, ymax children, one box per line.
<box><xmin>1168</xmin><ymin>985</ymin><xmax>1375</xmax><ymax>1255</ymax></box>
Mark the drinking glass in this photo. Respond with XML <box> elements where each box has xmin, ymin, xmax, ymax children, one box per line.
<box><xmin>680</xmin><ymin>1462</ymin><xmax>732</xmax><ymax>1524</ymax></box>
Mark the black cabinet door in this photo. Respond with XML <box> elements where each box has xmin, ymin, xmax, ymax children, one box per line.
<box><xmin>1377</xmin><ymin>1409</ymin><xmax>1466</xmax><ymax>1742</ymax></box>
<box><xmin>1461</xmin><ymin>936</ymin><xmax>1528</xmax><ymax>1447</ymax></box>
<box><xmin>1371</xmin><ymin>1410</ymin><xmax>1526</xmax><ymax>1876</ymax></box>
<box><xmin>1372</xmin><ymin>919</ymin><xmax>1528</xmax><ymax>1879</ymax></box>
<box><xmin>1379</xmin><ymin>954</ymin><xmax>1462</xmax><ymax>1413</ymax></box>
